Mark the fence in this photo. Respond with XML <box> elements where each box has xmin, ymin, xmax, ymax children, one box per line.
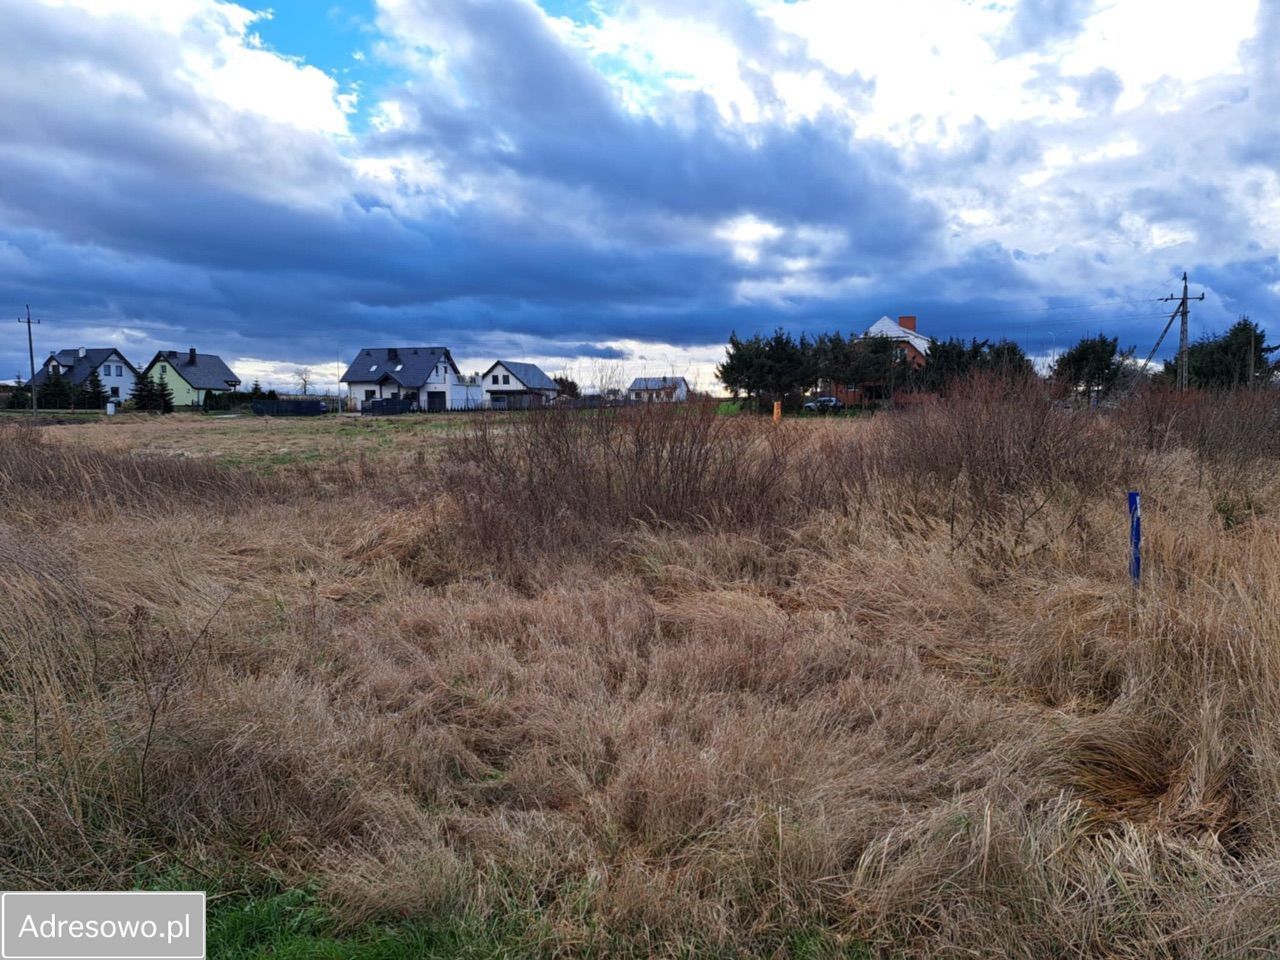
<box><xmin>250</xmin><ymin>398</ymin><xmax>331</xmax><ymax>417</ymax></box>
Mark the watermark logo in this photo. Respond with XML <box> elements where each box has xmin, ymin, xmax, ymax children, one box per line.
<box><xmin>1</xmin><ymin>892</ymin><xmax>205</xmax><ymax>959</ymax></box>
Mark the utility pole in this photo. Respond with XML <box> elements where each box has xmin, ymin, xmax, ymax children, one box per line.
<box><xmin>1244</xmin><ymin>315</ymin><xmax>1256</xmax><ymax>388</ymax></box>
<box><xmin>18</xmin><ymin>304</ymin><xmax>40</xmax><ymax>415</ymax></box>
<box><xmin>1160</xmin><ymin>273</ymin><xmax>1205</xmax><ymax>391</ymax></box>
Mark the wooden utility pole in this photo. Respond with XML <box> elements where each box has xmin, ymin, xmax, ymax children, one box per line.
<box><xmin>1160</xmin><ymin>273</ymin><xmax>1205</xmax><ymax>391</ymax></box>
<box><xmin>18</xmin><ymin>304</ymin><xmax>40</xmax><ymax>415</ymax></box>
<box><xmin>1245</xmin><ymin>315</ymin><xmax>1256</xmax><ymax>388</ymax></box>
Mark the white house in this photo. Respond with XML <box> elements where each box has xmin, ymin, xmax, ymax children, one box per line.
<box><xmin>340</xmin><ymin>347</ymin><xmax>483</xmax><ymax>411</ymax></box>
<box><xmin>30</xmin><ymin>347</ymin><xmax>138</xmax><ymax>403</ymax></box>
<box><xmin>628</xmin><ymin>376</ymin><xmax>690</xmax><ymax>403</ymax></box>
<box><xmin>479</xmin><ymin>361</ymin><xmax>559</xmax><ymax>408</ymax></box>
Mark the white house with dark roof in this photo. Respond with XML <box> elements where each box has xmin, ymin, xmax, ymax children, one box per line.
<box><xmin>31</xmin><ymin>347</ymin><xmax>138</xmax><ymax>402</ymax></box>
<box><xmin>479</xmin><ymin>361</ymin><xmax>559</xmax><ymax>408</ymax></box>
<box><xmin>340</xmin><ymin>347</ymin><xmax>483</xmax><ymax>411</ymax></box>
<box><xmin>628</xmin><ymin>376</ymin><xmax>689</xmax><ymax>403</ymax></box>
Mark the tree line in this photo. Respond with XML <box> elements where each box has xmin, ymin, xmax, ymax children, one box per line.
<box><xmin>6</xmin><ymin>372</ymin><xmax>281</xmax><ymax>413</ymax></box>
<box><xmin>717</xmin><ymin>317</ymin><xmax>1274</xmax><ymax>409</ymax></box>
<box><xmin>716</xmin><ymin>328</ymin><xmax>1035</xmax><ymax>408</ymax></box>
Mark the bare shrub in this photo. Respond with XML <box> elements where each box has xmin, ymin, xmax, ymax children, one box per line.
<box><xmin>447</xmin><ymin>402</ymin><xmax>806</xmax><ymax>553</ymax></box>
<box><xmin>815</xmin><ymin>374</ymin><xmax>1140</xmax><ymax>564</ymax></box>
<box><xmin>1119</xmin><ymin>387</ymin><xmax>1280</xmax><ymax>458</ymax></box>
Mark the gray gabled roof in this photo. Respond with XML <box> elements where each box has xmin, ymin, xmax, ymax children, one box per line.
<box><xmin>484</xmin><ymin>361</ymin><xmax>558</xmax><ymax>391</ymax></box>
<box><xmin>144</xmin><ymin>351</ymin><xmax>241</xmax><ymax>390</ymax></box>
<box><xmin>628</xmin><ymin>376</ymin><xmax>688</xmax><ymax>391</ymax></box>
<box><xmin>340</xmin><ymin>347</ymin><xmax>458</xmax><ymax>388</ymax></box>
<box><xmin>30</xmin><ymin>348</ymin><xmax>137</xmax><ymax>388</ymax></box>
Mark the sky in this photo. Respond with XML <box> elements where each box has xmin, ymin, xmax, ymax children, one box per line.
<box><xmin>0</xmin><ymin>0</ymin><xmax>1276</xmax><ymax>392</ymax></box>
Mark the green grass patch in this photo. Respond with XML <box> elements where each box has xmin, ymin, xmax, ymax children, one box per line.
<box><xmin>132</xmin><ymin>869</ymin><xmax>873</xmax><ymax>959</ymax></box>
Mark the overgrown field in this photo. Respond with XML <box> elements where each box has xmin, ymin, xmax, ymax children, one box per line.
<box><xmin>4</xmin><ymin>383</ymin><xmax>1280</xmax><ymax>958</ymax></box>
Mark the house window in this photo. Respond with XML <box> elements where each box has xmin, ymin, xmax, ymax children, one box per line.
<box><xmin>115</xmin><ymin>365</ymin><xmax>122</xmax><ymax>376</ymax></box>
<box><xmin>492</xmin><ymin>374</ymin><xmax>499</xmax><ymax>385</ymax></box>
<box><xmin>502</xmin><ymin>375</ymin><xmax>510</xmax><ymax>385</ymax></box>
<box><xmin>110</xmin><ymin>387</ymin><xmax>119</xmax><ymax>397</ymax></box>
<box><xmin>364</xmin><ymin>389</ymin><xmax>376</xmax><ymax>400</ymax></box>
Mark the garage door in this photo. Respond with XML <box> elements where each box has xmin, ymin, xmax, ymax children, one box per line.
<box><xmin>425</xmin><ymin>391</ymin><xmax>446</xmax><ymax>412</ymax></box>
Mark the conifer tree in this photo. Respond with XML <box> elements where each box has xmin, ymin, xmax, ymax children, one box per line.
<box><xmin>78</xmin><ymin>369</ymin><xmax>109</xmax><ymax>409</ymax></box>
<box><xmin>154</xmin><ymin>375</ymin><xmax>175</xmax><ymax>413</ymax></box>
<box><xmin>131</xmin><ymin>373</ymin><xmax>173</xmax><ymax>413</ymax></box>
<box><xmin>37</xmin><ymin>371</ymin><xmax>75</xmax><ymax>409</ymax></box>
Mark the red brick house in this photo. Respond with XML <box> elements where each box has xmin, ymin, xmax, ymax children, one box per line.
<box><xmin>831</xmin><ymin>315</ymin><xmax>932</xmax><ymax>406</ymax></box>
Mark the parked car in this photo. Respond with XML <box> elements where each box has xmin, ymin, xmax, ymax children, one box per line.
<box><xmin>802</xmin><ymin>396</ymin><xmax>844</xmax><ymax>413</ymax></box>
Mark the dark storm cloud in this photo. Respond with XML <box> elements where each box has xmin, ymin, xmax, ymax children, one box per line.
<box><xmin>0</xmin><ymin>0</ymin><xmax>947</xmax><ymax>375</ymax></box>
<box><xmin>376</xmin><ymin>0</ymin><xmax>938</xmax><ymax>251</ymax></box>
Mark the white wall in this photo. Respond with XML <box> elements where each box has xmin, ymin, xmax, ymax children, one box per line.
<box><xmin>345</xmin><ymin>363</ymin><xmax>486</xmax><ymax>410</ymax></box>
<box><xmin>448</xmin><ymin>379</ymin><xmax>485</xmax><ymax>409</ymax></box>
<box><xmin>482</xmin><ymin>363</ymin><xmax>556</xmax><ymax>407</ymax></box>
<box><xmin>95</xmin><ymin>353</ymin><xmax>136</xmax><ymax>401</ymax></box>
<box><xmin>631</xmin><ymin>380</ymin><xmax>689</xmax><ymax>402</ymax></box>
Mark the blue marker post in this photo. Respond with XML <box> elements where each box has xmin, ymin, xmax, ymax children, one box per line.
<box><xmin>1128</xmin><ymin>491</ymin><xmax>1141</xmax><ymax>586</ymax></box>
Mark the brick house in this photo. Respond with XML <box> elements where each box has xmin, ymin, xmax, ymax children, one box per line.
<box><xmin>831</xmin><ymin>315</ymin><xmax>932</xmax><ymax>406</ymax></box>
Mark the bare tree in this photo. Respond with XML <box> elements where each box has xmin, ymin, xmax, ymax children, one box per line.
<box><xmin>295</xmin><ymin>367</ymin><xmax>312</xmax><ymax>395</ymax></box>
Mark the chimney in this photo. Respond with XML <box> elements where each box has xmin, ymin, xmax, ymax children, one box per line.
<box><xmin>77</xmin><ymin>346</ymin><xmax>86</xmax><ymax>358</ymax></box>
<box><xmin>188</xmin><ymin>347</ymin><xmax>197</xmax><ymax>365</ymax></box>
<box><xmin>898</xmin><ymin>315</ymin><xmax>917</xmax><ymax>332</ymax></box>
<box><xmin>387</xmin><ymin>347</ymin><xmax>399</xmax><ymax>363</ymax></box>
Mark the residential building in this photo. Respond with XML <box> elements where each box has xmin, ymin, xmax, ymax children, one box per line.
<box><xmin>141</xmin><ymin>349</ymin><xmax>242</xmax><ymax>407</ymax></box>
<box><xmin>861</xmin><ymin>315</ymin><xmax>931</xmax><ymax>368</ymax></box>
<box><xmin>831</xmin><ymin>315</ymin><xmax>933</xmax><ymax>406</ymax></box>
<box><xmin>30</xmin><ymin>347</ymin><xmax>139</xmax><ymax>402</ymax></box>
<box><xmin>479</xmin><ymin>361</ymin><xmax>559</xmax><ymax>408</ymax></box>
<box><xmin>628</xmin><ymin>376</ymin><xmax>690</xmax><ymax>402</ymax></box>
<box><xmin>340</xmin><ymin>347</ymin><xmax>482</xmax><ymax>411</ymax></box>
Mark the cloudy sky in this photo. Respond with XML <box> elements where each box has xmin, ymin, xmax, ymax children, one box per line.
<box><xmin>1</xmin><ymin>0</ymin><xmax>1276</xmax><ymax>391</ymax></box>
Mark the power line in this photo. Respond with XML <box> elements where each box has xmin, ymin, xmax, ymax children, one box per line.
<box><xmin>932</xmin><ymin>296</ymin><xmax>1165</xmax><ymax>320</ymax></box>
<box><xmin>1007</xmin><ymin>311</ymin><xmax>1171</xmax><ymax>327</ymax></box>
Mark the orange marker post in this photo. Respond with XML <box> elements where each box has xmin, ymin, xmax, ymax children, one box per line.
<box><xmin>772</xmin><ymin>400</ymin><xmax>782</xmax><ymax>423</ymax></box>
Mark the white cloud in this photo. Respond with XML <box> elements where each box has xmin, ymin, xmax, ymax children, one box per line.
<box><xmin>716</xmin><ymin>214</ymin><xmax>784</xmax><ymax>262</ymax></box>
<box><xmin>43</xmin><ymin>0</ymin><xmax>353</xmax><ymax>135</ymax></box>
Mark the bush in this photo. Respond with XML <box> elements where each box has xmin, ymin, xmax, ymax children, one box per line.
<box><xmin>448</xmin><ymin>402</ymin><xmax>806</xmax><ymax>554</ymax></box>
<box><xmin>1117</xmin><ymin>386</ymin><xmax>1280</xmax><ymax>470</ymax></box>
<box><xmin>815</xmin><ymin>374</ymin><xmax>1140</xmax><ymax>560</ymax></box>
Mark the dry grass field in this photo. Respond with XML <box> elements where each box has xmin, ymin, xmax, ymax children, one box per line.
<box><xmin>37</xmin><ymin>411</ymin><xmax>467</xmax><ymax>471</ymax></box>
<box><xmin>4</xmin><ymin>384</ymin><xmax>1280</xmax><ymax>958</ymax></box>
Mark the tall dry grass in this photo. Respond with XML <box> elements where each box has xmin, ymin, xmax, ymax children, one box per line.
<box><xmin>3</xmin><ymin>387</ymin><xmax>1280</xmax><ymax>957</ymax></box>
<box><xmin>449</xmin><ymin>401</ymin><xmax>809</xmax><ymax>554</ymax></box>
